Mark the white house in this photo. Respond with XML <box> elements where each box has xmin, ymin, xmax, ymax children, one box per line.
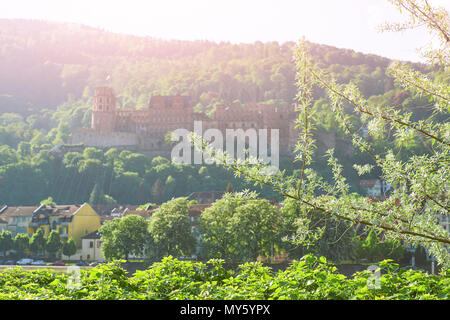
<box><xmin>80</xmin><ymin>230</ymin><xmax>104</xmax><ymax>262</ymax></box>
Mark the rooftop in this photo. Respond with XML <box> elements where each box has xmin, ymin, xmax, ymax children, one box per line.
<box><xmin>0</xmin><ymin>206</ymin><xmax>37</xmax><ymax>218</ymax></box>
<box><xmin>82</xmin><ymin>230</ymin><xmax>101</xmax><ymax>240</ymax></box>
<box><xmin>100</xmin><ymin>215</ymin><xmax>116</xmax><ymax>224</ymax></box>
<box><xmin>31</xmin><ymin>204</ymin><xmax>82</xmax><ymax>219</ymax></box>
<box><xmin>188</xmin><ymin>204</ymin><xmax>212</xmax><ymax>217</ymax></box>
<box><xmin>123</xmin><ymin>210</ymin><xmax>152</xmax><ymax>218</ymax></box>
<box><xmin>187</xmin><ymin>191</ymin><xmax>225</xmax><ymax>204</ymax></box>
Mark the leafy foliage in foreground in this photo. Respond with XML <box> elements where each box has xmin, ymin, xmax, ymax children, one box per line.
<box><xmin>189</xmin><ymin>0</ymin><xmax>450</xmax><ymax>268</ymax></box>
<box><xmin>0</xmin><ymin>255</ymin><xmax>448</xmax><ymax>300</ymax></box>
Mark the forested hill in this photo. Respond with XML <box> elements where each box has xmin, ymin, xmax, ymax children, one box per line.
<box><xmin>0</xmin><ymin>19</ymin><xmax>448</xmax><ymax>206</ymax></box>
<box><xmin>0</xmin><ymin>18</ymin><xmax>426</xmax><ymax>114</ymax></box>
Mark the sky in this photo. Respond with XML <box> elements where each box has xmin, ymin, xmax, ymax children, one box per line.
<box><xmin>0</xmin><ymin>0</ymin><xmax>448</xmax><ymax>62</ymax></box>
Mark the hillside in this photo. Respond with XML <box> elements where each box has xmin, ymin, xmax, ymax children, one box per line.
<box><xmin>0</xmin><ymin>18</ymin><xmax>422</xmax><ymax>113</ymax></box>
<box><xmin>0</xmin><ymin>19</ymin><xmax>447</xmax><ymax>207</ymax></box>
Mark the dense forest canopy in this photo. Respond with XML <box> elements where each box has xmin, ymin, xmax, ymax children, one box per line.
<box><xmin>0</xmin><ymin>18</ymin><xmax>432</xmax><ymax>112</ymax></box>
<box><xmin>0</xmin><ymin>19</ymin><xmax>448</xmax><ymax>207</ymax></box>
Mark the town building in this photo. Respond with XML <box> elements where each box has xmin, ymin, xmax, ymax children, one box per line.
<box><xmin>26</xmin><ymin>203</ymin><xmax>101</xmax><ymax>248</ymax></box>
<box><xmin>186</xmin><ymin>191</ymin><xmax>225</xmax><ymax>204</ymax></box>
<box><xmin>80</xmin><ymin>230</ymin><xmax>104</xmax><ymax>262</ymax></box>
<box><xmin>359</xmin><ymin>179</ymin><xmax>392</xmax><ymax>201</ymax></box>
<box><xmin>0</xmin><ymin>206</ymin><xmax>35</xmax><ymax>236</ymax></box>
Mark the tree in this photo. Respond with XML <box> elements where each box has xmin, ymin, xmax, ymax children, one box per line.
<box><xmin>104</xmin><ymin>148</ymin><xmax>119</xmax><ymax>162</ymax></box>
<box><xmin>52</xmin><ymin>122</ymin><xmax>70</xmax><ymax>145</ymax></box>
<box><xmin>378</xmin><ymin>0</ymin><xmax>449</xmax><ymax>66</ymax></box>
<box><xmin>148</xmin><ymin>198</ymin><xmax>196</xmax><ymax>259</ymax></box>
<box><xmin>0</xmin><ymin>145</ymin><xmax>17</xmax><ymax>166</ymax></box>
<box><xmin>225</xmin><ymin>182</ymin><xmax>235</xmax><ymax>193</ymax></box>
<box><xmin>110</xmin><ymin>172</ymin><xmax>144</xmax><ymax>204</ymax></box>
<box><xmin>63</xmin><ymin>152</ymin><xmax>84</xmax><ymax>168</ymax></box>
<box><xmin>352</xmin><ymin>229</ymin><xmax>405</xmax><ymax>263</ymax></box>
<box><xmin>13</xmin><ymin>233</ymin><xmax>30</xmax><ymax>258</ymax></box>
<box><xmin>46</xmin><ymin>230</ymin><xmax>62</xmax><ymax>259</ymax></box>
<box><xmin>121</xmin><ymin>153</ymin><xmax>149</xmax><ymax>176</ymax></box>
<box><xmin>89</xmin><ymin>183</ymin><xmax>105</xmax><ymax>206</ymax></box>
<box><xmin>103</xmin><ymin>194</ymin><xmax>118</xmax><ymax>205</ymax></box>
<box><xmin>191</xmin><ymin>0</ymin><xmax>450</xmax><ymax>267</ymax></box>
<box><xmin>40</xmin><ymin>197</ymin><xmax>56</xmax><ymax>206</ymax></box>
<box><xmin>280</xmin><ymin>197</ymin><xmax>356</xmax><ymax>263</ymax></box>
<box><xmin>199</xmin><ymin>193</ymin><xmax>241</xmax><ymax>261</ymax></box>
<box><xmin>99</xmin><ymin>215</ymin><xmax>149</xmax><ymax>261</ymax></box>
<box><xmin>82</xmin><ymin>147</ymin><xmax>105</xmax><ymax>161</ymax></box>
<box><xmin>62</xmin><ymin>238</ymin><xmax>77</xmax><ymax>260</ymax></box>
<box><xmin>200</xmin><ymin>191</ymin><xmax>281</xmax><ymax>262</ymax></box>
<box><xmin>29</xmin><ymin>228</ymin><xmax>46</xmax><ymax>257</ymax></box>
<box><xmin>17</xmin><ymin>141</ymin><xmax>31</xmax><ymax>159</ymax></box>
<box><xmin>164</xmin><ymin>131</ymin><xmax>177</xmax><ymax>146</ymax></box>
<box><xmin>231</xmin><ymin>196</ymin><xmax>281</xmax><ymax>261</ymax></box>
<box><xmin>151</xmin><ymin>178</ymin><xmax>165</xmax><ymax>204</ymax></box>
<box><xmin>287</xmin><ymin>6</ymin><xmax>450</xmax><ymax>265</ymax></box>
<box><xmin>163</xmin><ymin>175</ymin><xmax>176</xmax><ymax>201</ymax></box>
<box><xmin>0</xmin><ymin>231</ymin><xmax>13</xmax><ymax>256</ymax></box>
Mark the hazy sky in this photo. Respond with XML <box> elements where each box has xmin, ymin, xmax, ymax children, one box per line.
<box><xmin>1</xmin><ymin>0</ymin><xmax>448</xmax><ymax>62</ymax></box>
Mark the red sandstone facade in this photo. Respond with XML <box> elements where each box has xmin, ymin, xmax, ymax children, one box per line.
<box><xmin>71</xmin><ymin>87</ymin><xmax>299</xmax><ymax>157</ymax></box>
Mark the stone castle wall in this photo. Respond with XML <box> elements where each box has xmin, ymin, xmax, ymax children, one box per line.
<box><xmin>70</xmin><ymin>87</ymin><xmax>299</xmax><ymax>158</ymax></box>
<box><xmin>71</xmin><ymin>129</ymin><xmax>139</xmax><ymax>148</ymax></box>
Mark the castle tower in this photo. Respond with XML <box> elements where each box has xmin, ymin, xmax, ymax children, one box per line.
<box><xmin>92</xmin><ymin>87</ymin><xmax>117</xmax><ymax>132</ymax></box>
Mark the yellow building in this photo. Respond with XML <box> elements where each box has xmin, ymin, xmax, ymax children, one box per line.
<box><xmin>27</xmin><ymin>203</ymin><xmax>101</xmax><ymax>248</ymax></box>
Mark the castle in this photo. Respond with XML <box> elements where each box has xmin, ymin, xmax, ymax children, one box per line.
<box><xmin>71</xmin><ymin>87</ymin><xmax>299</xmax><ymax>158</ymax></box>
